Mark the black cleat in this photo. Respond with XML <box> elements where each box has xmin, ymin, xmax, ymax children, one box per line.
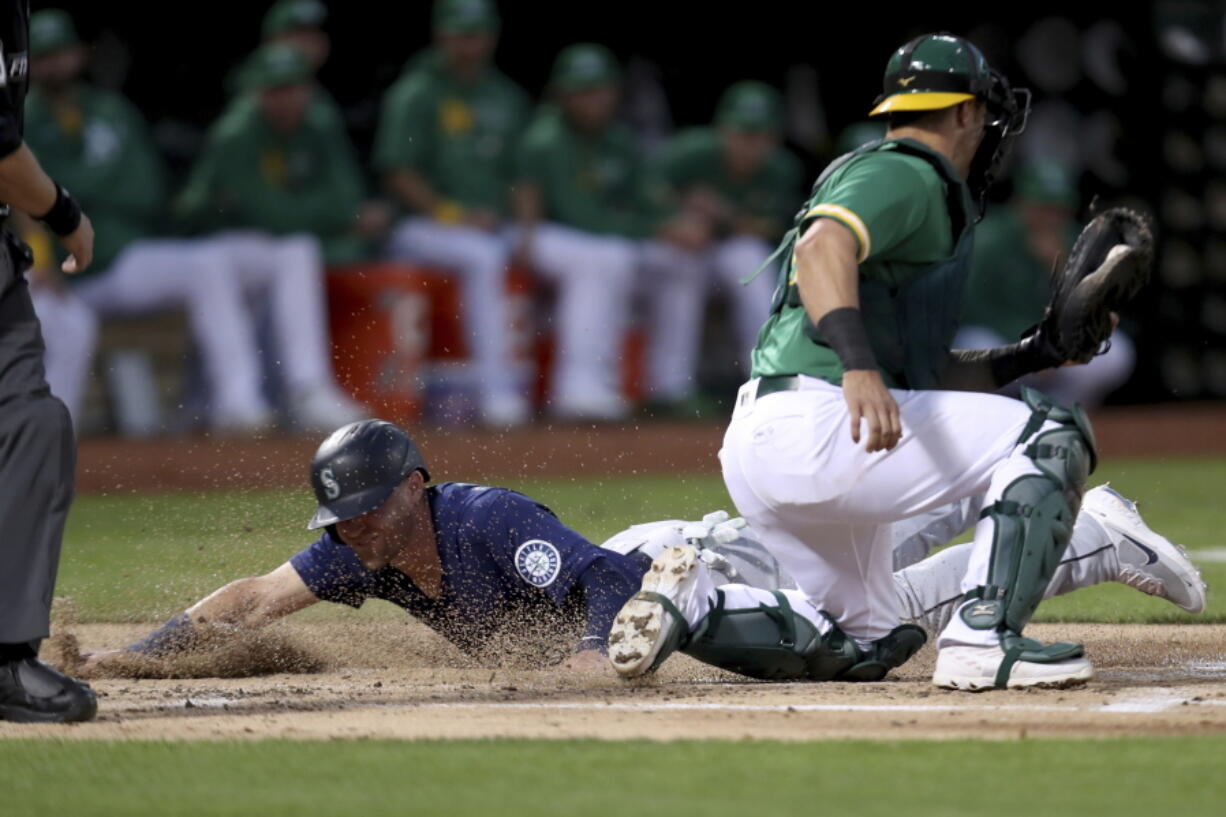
<box><xmin>0</xmin><ymin>657</ymin><xmax>97</xmax><ymax>723</ymax></box>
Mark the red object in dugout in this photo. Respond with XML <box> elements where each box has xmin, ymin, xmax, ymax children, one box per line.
<box><xmin>325</xmin><ymin>264</ymin><xmax>442</xmax><ymax>423</ymax></box>
<box><xmin>326</xmin><ymin>264</ymin><xmax>644</xmax><ymax>423</ymax></box>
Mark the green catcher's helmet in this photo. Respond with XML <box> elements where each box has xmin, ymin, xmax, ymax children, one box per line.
<box><xmin>869</xmin><ymin>33</ymin><xmax>994</xmax><ymax>116</ymax></box>
<box><xmin>871</xmin><ymin>32</ymin><xmax>1031</xmax><ymax>218</ymax></box>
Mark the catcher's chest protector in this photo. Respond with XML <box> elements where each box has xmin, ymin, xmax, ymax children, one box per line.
<box><xmin>773</xmin><ymin>139</ymin><xmax>976</xmax><ymax>389</ymax></box>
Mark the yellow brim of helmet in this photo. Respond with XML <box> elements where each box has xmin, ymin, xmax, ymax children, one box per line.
<box><xmin>869</xmin><ymin>92</ymin><xmax>976</xmax><ymax>117</ymax></box>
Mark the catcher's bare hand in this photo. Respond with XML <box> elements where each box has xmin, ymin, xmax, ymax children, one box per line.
<box><xmin>842</xmin><ymin>369</ymin><xmax>901</xmax><ymax>453</ymax></box>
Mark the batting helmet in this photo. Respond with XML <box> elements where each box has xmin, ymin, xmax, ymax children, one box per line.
<box><xmin>307</xmin><ymin>420</ymin><xmax>430</xmax><ymax>531</ymax></box>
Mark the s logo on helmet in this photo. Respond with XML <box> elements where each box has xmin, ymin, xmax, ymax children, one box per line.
<box><xmin>320</xmin><ymin>467</ymin><xmax>341</xmax><ymax>500</ymax></box>
<box><xmin>514</xmin><ymin>540</ymin><xmax>561</xmax><ymax>588</ymax></box>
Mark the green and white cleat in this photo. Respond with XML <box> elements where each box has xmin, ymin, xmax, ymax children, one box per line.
<box><xmin>608</xmin><ymin>545</ymin><xmax>700</xmax><ymax>678</ymax></box>
<box><xmin>933</xmin><ymin>643</ymin><xmax>1094</xmax><ymax>691</ymax></box>
<box><xmin>1082</xmin><ymin>485</ymin><xmax>1208</xmax><ymax>614</ymax></box>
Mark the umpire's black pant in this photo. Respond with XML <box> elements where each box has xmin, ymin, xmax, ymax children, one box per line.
<box><xmin>0</xmin><ymin>232</ymin><xmax>75</xmax><ymax>645</ymax></box>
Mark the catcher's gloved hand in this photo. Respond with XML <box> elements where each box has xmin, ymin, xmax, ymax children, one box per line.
<box><xmin>1028</xmin><ymin>207</ymin><xmax>1154</xmax><ymax>365</ymax></box>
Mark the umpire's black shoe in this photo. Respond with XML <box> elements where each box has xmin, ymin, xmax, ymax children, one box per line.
<box><xmin>0</xmin><ymin>657</ymin><xmax>97</xmax><ymax>723</ymax></box>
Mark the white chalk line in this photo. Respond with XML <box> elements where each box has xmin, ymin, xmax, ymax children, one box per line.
<box><xmin>161</xmin><ymin>694</ymin><xmax>1224</xmax><ymax>716</ymax></box>
<box><xmin>1191</xmin><ymin>547</ymin><xmax>1226</xmax><ymax>563</ymax></box>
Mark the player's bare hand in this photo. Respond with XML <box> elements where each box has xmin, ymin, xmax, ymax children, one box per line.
<box><xmin>79</xmin><ymin>648</ymin><xmax>124</xmax><ymax>675</ymax></box>
<box><xmin>561</xmin><ymin>648</ymin><xmax>615</xmax><ymax>675</ymax></box>
<box><xmin>58</xmin><ymin>213</ymin><xmax>94</xmax><ymax>274</ymax></box>
<box><xmin>842</xmin><ymin>369</ymin><xmax>902</xmax><ymax>453</ymax></box>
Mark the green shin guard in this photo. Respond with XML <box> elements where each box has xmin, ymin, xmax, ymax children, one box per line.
<box><xmin>682</xmin><ymin>591</ymin><xmax>926</xmax><ymax>682</ymax></box>
<box><xmin>963</xmin><ymin>388</ymin><xmax>1097</xmax><ymax>686</ymax></box>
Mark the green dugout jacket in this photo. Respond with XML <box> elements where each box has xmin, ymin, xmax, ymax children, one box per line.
<box><xmin>176</xmin><ymin>89</ymin><xmax>370</xmax><ymax>263</ymax></box>
<box><xmin>24</xmin><ymin>84</ymin><xmax>167</xmax><ymax>277</ymax></box>
<box><xmin>373</xmin><ymin>49</ymin><xmax>529</xmax><ymax>216</ymax></box>
<box><xmin>964</xmin><ymin>208</ymin><xmax>1074</xmax><ymax>342</ymax></box>
<box><xmin>653</xmin><ymin>127</ymin><xmax>803</xmax><ymax>229</ymax></box>
<box><xmin>515</xmin><ymin>105</ymin><xmax>658</xmax><ymax>238</ymax></box>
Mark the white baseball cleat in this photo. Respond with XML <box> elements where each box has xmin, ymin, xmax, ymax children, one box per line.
<box><xmin>1081</xmin><ymin>485</ymin><xmax>1208</xmax><ymax>614</ymax></box>
<box><xmin>933</xmin><ymin>645</ymin><xmax>1094</xmax><ymax>691</ymax></box>
<box><xmin>608</xmin><ymin>545</ymin><xmax>700</xmax><ymax>678</ymax></box>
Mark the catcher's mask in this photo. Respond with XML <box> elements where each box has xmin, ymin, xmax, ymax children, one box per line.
<box><xmin>869</xmin><ymin>32</ymin><xmax>1031</xmax><ymax>219</ymax></box>
<box><xmin>307</xmin><ymin>419</ymin><xmax>431</xmax><ymax>536</ymax></box>
<box><xmin>967</xmin><ymin>69</ymin><xmax>1031</xmax><ymax>219</ymax></box>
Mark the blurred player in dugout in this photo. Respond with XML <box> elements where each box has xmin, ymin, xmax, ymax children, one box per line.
<box><xmin>513</xmin><ymin>43</ymin><xmax>713</xmax><ymax>421</ymax></box>
<box><xmin>25</xmin><ymin>10</ymin><xmax>365</xmax><ymax>433</ymax></box>
<box><xmin>174</xmin><ymin>41</ymin><xmax>374</xmax><ymax>431</ymax></box>
<box><xmin>647</xmin><ymin>81</ymin><xmax>804</xmax><ymax>413</ymax></box>
<box><xmin>959</xmin><ymin>160</ymin><xmax>1136</xmax><ymax>407</ymax></box>
<box><xmin>373</xmin><ymin>0</ymin><xmax>532</xmax><ymax>427</ymax></box>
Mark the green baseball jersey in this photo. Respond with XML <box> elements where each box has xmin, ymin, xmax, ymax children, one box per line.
<box><xmin>515</xmin><ymin>106</ymin><xmax>656</xmax><ymax>238</ymax></box>
<box><xmin>964</xmin><ymin>208</ymin><xmax>1069</xmax><ymax>341</ymax></box>
<box><xmin>24</xmin><ymin>84</ymin><xmax>167</xmax><ymax>276</ymax></box>
<box><xmin>654</xmin><ymin>127</ymin><xmax>803</xmax><ymax>228</ymax></box>
<box><xmin>176</xmin><ymin>89</ymin><xmax>370</xmax><ymax>263</ymax></box>
<box><xmin>751</xmin><ymin>138</ymin><xmax>976</xmax><ymax>389</ymax></box>
<box><xmin>373</xmin><ymin>49</ymin><xmax>529</xmax><ymax>215</ymax></box>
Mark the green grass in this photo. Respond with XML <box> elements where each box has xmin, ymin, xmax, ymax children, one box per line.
<box><xmin>57</xmin><ymin>459</ymin><xmax>1226</xmax><ymax>623</ymax></box>
<box><xmin>4</xmin><ymin>736</ymin><xmax>1225</xmax><ymax>816</ymax></box>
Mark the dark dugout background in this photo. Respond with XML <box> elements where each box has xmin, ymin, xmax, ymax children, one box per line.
<box><xmin>38</xmin><ymin>1</ymin><xmax>1221</xmax><ymax>405</ymax></box>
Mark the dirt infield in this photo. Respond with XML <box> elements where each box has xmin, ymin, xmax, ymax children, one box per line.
<box><xmin>74</xmin><ymin>403</ymin><xmax>1226</xmax><ymax>494</ymax></box>
<box><xmin>4</xmin><ymin>621</ymin><xmax>1224</xmax><ymax>742</ymax></box>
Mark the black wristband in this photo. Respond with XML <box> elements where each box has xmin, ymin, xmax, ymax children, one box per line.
<box><xmin>39</xmin><ymin>183</ymin><xmax>82</xmax><ymax>237</ymax></box>
<box><xmin>816</xmin><ymin>307</ymin><xmax>878</xmax><ymax>372</ymax></box>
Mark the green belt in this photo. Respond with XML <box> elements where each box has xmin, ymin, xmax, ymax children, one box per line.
<box><xmin>755</xmin><ymin>375</ymin><xmax>802</xmax><ymax>399</ymax></box>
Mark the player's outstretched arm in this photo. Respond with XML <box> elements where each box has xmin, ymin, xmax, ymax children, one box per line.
<box><xmin>186</xmin><ymin>561</ymin><xmax>320</xmax><ymax>629</ymax></box>
<box><xmin>82</xmin><ymin>563</ymin><xmax>319</xmax><ymax>670</ymax></box>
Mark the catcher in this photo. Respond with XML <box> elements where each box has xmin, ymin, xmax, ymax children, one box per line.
<box><xmin>612</xmin><ymin>32</ymin><xmax>1155</xmax><ymax>690</ymax></box>
<box><xmin>78</xmin><ymin>418</ymin><xmax>1201</xmax><ymax>679</ymax></box>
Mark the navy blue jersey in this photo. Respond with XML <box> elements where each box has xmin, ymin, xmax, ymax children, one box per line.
<box><xmin>290</xmin><ymin>482</ymin><xmax>648</xmax><ymax>660</ymax></box>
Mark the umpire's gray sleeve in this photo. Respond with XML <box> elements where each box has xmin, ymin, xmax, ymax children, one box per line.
<box><xmin>0</xmin><ymin>260</ymin><xmax>76</xmax><ymax>644</ymax></box>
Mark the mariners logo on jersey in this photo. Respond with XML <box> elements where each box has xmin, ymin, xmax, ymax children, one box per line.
<box><xmin>514</xmin><ymin>539</ymin><xmax>561</xmax><ymax>587</ymax></box>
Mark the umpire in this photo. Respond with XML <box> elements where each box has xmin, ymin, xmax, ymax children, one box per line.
<box><xmin>0</xmin><ymin>1</ymin><xmax>97</xmax><ymax>723</ymax></box>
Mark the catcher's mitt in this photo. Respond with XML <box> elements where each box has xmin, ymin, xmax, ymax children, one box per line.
<box><xmin>1030</xmin><ymin>207</ymin><xmax>1154</xmax><ymax>365</ymax></box>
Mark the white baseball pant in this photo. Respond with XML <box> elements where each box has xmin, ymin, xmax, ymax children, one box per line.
<box><xmin>31</xmin><ymin>239</ymin><xmax>266</xmax><ymax>426</ymax></box>
<box><xmin>203</xmin><ymin>232</ymin><xmax>343</xmax><ymax>399</ymax></box>
<box><xmin>387</xmin><ymin>217</ymin><xmax>523</xmax><ymax>403</ymax></box>
<box><xmin>638</xmin><ymin>236</ymin><xmax>778</xmax><ymax>402</ymax></box>
<box><xmin>523</xmin><ymin>222</ymin><xmax>637</xmax><ymax>413</ymax></box>
<box><xmin>625</xmin><ymin>501</ymin><xmax>1120</xmax><ymax>646</ymax></box>
<box><xmin>719</xmin><ymin>374</ymin><xmax>1070</xmax><ymax>648</ymax></box>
